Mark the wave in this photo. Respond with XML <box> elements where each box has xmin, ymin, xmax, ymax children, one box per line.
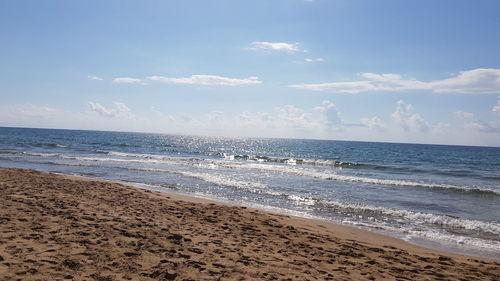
<box><xmin>404</xmin><ymin>229</ymin><xmax>500</xmax><ymax>255</ymax></box>
<box><xmin>106</xmin><ymin>151</ymin><xmax>493</xmax><ymax>184</ymax></box>
<box><xmin>107</xmin><ymin>151</ymin><xmax>186</xmax><ymax>161</ymax></box>
<box><xmin>320</xmin><ymin>174</ymin><xmax>499</xmax><ymax>195</ymax></box>
<box><xmin>86</xmin><ymin>141</ymin><xmax>136</xmax><ymax>148</ymax></box>
<box><xmin>215</xmin><ymin>152</ymin><xmax>360</xmax><ymax>167</ymax></box>
<box><xmin>343</xmin><ymin>220</ymin><xmax>500</xmax><ymax>254</ymax></box>
<box><xmin>198</xmin><ymin>161</ymin><xmax>500</xmax><ymax>196</ymax></box>
<box><xmin>23</xmin><ymin>152</ymin><xmax>61</xmax><ymax>157</ymax></box>
<box><xmin>6</xmin><ymin>150</ymin><xmax>363</xmax><ymax>169</ymax></box>
<box><xmin>19</xmin><ymin>152</ymin><xmax>183</xmax><ymax>165</ymax></box>
<box><xmin>325</xmin><ymin>200</ymin><xmax>500</xmax><ymax>235</ymax></box>
<box><xmin>122</xmin><ymin>181</ymin><xmax>178</xmax><ymax>190</ymax></box>
<box><xmin>285</xmin><ymin>194</ymin><xmax>500</xmax><ymax>237</ymax></box>
<box><xmin>110</xmin><ymin>151</ymin><xmax>368</xmax><ymax>170</ymax></box>
<box><xmin>13</xmin><ymin>151</ymin><xmax>500</xmax><ymax>196</ymax></box>
<box><xmin>20</xmin><ymin>142</ymin><xmax>69</xmax><ymax>148</ymax></box>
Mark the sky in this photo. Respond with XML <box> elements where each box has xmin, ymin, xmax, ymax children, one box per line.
<box><xmin>1</xmin><ymin>0</ymin><xmax>500</xmax><ymax>146</ymax></box>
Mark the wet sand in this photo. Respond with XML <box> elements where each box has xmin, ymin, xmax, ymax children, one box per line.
<box><xmin>0</xmin><ymin>168</ymin><xmax>498</xmax><ymax>280</ymax></box>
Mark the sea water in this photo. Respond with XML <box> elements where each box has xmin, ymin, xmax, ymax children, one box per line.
<box><xmin>0</xmin><ymin>127</ymin><xmax>498</xmax><ymax>259</ymax></box>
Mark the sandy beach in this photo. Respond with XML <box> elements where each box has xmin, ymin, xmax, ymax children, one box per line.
<box><xmin>0</xmin><ymin>168</ymin><xmax>498</xmax><ymax>280</ymax></box>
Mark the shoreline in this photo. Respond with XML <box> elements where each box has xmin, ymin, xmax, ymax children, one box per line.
<box><xmin>1</xmin><ymin>168</ymin><xmax>498</xmax><ymax>280</ymax></box>
<box><xmin>126</xmin><ymin>180</ymin><xmax>499</xmax><ymax>261</ymax></box>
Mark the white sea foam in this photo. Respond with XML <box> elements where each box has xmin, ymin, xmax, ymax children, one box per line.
<box><xmin>108</xmin><ymin>151</ymin><xmax>168</xmax><ymax>160</ymax></box>
<box><xmin>177</xmin><ymin>171</ymin><xmax>270</xmax><ymax>192</ymax></box>
<box><xmin>287</xmin><ymin>194</ymin><xmax>315</xmax><ymax>206</ymax></box>
<box><xmin>128</xmin><ymin>167</ymin><xmax>279</xmax><ymax>196</ymax></box>
<box><xmin>315</xmin><ymin>198</ymin><xmax>500</xmax><ymax>235</ymax></box>
<box><xmin>64</xmin><ymin>156</ymin><xmax>166</xmax><ymax>164</ymax></box>
<box><xmin>215</xmin><ymin>152</ymin><xmax>358</xmax><ymax>167</ymax></box>
<box><xmin>404</xmin><ymin>228</ymin><xmax>500</xmax><ymax>250</ymax></box>
<box><xmin>341</xmin><ymin>219</ymin><xmax>500</xmax><ymax>254</ymax></box>
<box><xmin>24</xmin><ymin>152</ymin><xmax>60</xmax><ymax>157</ymax></box>
<box><xmin>264</xmin><ymin>192</ymin><xmax>500</xmax><ymax>236</ymax></box>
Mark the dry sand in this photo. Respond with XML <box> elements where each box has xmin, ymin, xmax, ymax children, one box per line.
<box><xmin>0</xmin><ymin>168</ymin><xmax>498</xmax><ymax>280</ymax></box>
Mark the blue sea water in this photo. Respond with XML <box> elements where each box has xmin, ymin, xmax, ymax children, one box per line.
<box><xmin>0</xmin><ymin>127</ymin><xmax>499</xmax><ymax>259</ymax></box>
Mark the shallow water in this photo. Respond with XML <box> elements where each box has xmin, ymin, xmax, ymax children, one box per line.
<box><xmin>0</xmin><ymin>127</ymin><xmax>498</xmax><ymax>259</ymax></box>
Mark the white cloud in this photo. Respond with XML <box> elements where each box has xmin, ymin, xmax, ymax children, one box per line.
<box><xmin>147</xmin><ymin>75</ymin><xmax>262</xmax><ymax>86</ymax></box>
<box><xmin>289</xmin><ymin>68</ymin><xmax>500</xmax><ymax>94</ymax></box>
<box><xmin>248</xmin><ymin>41</ymin><xmax>300</xmax><ymax>52</ymax></box>
<box><xmin>87</xmin><ymin>75</ymin><xmax>103</xmax><ymax>81</ymax></box>
<box><xmin>88</xmin><ymin>102</ymin><xmax>132</xmax><ymax>118</ymax></box>
<box><xmin>455</xmin><ymin>108</ymin><xmax>500</xmax><ymax>133</ymax></box>
<box><xmin>276</xmin><ymin>105</ymin><xmax>316</xmax><ymax>129</ymax></box>
<box><xmin>304</xmin><ymin>58</ymin><xmax>325</xmax><ymax>63</ymax></box>
<box><xmin>112</xmin><ymin>77</ymin><xmax>143</xmax><ymax>84</ymax></box>
<box><xmin>312</xmin><ymin>100</ymin><xmax>386</xmax><ymax>131</ymax></box>
<box><xmin>463</xmin><ymin>120</ymin><xmax>500</xmax><ymax>133</ymax></box>
<box><xmin>391</xmin><ymin>100</ymin><xmax>430</xmax><ymax>132</ymax></box>
<box><xmin>313</xmin><ymin>100</ymin><xmax>342</xmax><ymax>129</ymax></box>
<box><xmin>430</xmin><ymin>69</ymin><xmax>500</xmax><ymax>94</ymax></box>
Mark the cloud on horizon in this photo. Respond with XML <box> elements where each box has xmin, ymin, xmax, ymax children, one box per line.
<box><xmin>392</xmin><ymin>100</ymin><xmax>430</xmax><ymax>132</ymax></box>
<box><xmin>359</xmin><ymin>116</ymin><xmax>387</xmax><ymax>131</ymax></box>
<box><xmin>2</xmin><ymin>100</ymin><xmax>499</xmax><ymax>146</ymax></box>
<box><xmin>456</xmin><ymin>109</ymin><xmax>500</xmax><ymax>133</ymax></box>
<box><xmin>289</xmin><ymin>68</ymin><xmax>500</xmax><ymax>94</ymax></box>
<box><xmin>88</xmin><ymin>102</ymin><xmax>133</xmax><ymax>118</ymax></box>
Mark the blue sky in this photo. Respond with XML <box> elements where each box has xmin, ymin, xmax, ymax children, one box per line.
<box><xmin>1</xmin><ymin>0</ymin><xmax>500</xmax><ymax>146</ymax></box>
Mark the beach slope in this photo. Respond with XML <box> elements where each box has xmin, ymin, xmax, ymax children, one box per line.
<box><xmin>0</xmin><ymin>168</ymin><xmax>498</xmax><ymax>280</ymax></box>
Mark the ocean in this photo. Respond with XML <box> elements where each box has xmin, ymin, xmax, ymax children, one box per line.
<box><xmin>0</xmin><ymin>127</ymin><xmax>499</xmax><ymax>259</ymax></box>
